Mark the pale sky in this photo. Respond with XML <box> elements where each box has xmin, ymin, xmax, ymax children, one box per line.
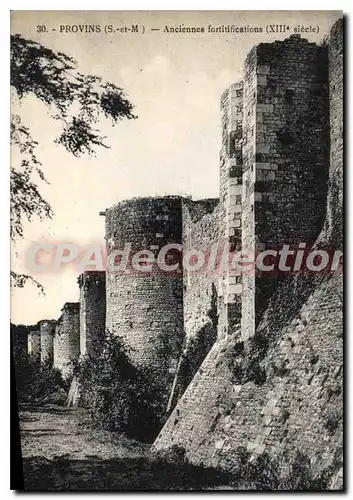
<box><xmin>10</xmin><ymin>10</ymin><xmax>342</xmax><ymax>324</ymax></box>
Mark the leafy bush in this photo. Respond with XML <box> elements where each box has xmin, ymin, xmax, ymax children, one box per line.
<box><xmin>75</xmin><ymin>333</ymin><xmax>164</xmax><ymax>442</ymax></box>
<box><xmin>152</xmin><ymin>444</ymin><xmax>188</xmax><ymax>465</ymax></box>
<box><xmin>224</xmin><ymin>332</ymin><xmax>270</xmax><ymax>386</ymax></box>
<box><xmin>230</xmin><ymin>447</ymin><xmax>340</xmax><ymax>490</ymax></box>
<box><xmin>14</xmin><ymin>353</ymin><xmax>68</xmax><ymax>404</ymax></box>
<box><xmin>177</xmin><ymin>321</ymin><xmax>217</xmax><ymax>392</ymax></box>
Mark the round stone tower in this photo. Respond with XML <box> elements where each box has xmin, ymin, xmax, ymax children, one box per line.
<box><xmin>28</xmin><ymin>329</ymin><xmax>41</xmax><ymax>364</ymax></box>
<box><xmin>105</xmin><ymin>196</ymin><xmax>184</xmax><ymax>406</ymax></box>
<box><xmin>78</xmin><ymin>271</ymin><xmax>106</xmax><ymax>357</ymax></box>
<box><xmin>53</xmin><ymin>302</ymin><xmax>80</xmax><ymax>379</ymax></box>
<box><xmin>39</xmin><ymin>319</ymin><xmax>56</xmax><ymax>366</ymax></box>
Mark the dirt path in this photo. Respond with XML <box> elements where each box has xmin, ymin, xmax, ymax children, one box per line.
<box><xmin>19</xmin><ymin>404</ymin><xmax>232</xmax><ymax>491</ymax></box>
<box><xmin>20</xmin><ymin>403</ymin><xmax>148</xmax><ymax>462</ymax></box>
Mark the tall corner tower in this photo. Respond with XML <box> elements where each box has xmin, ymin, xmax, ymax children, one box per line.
<box><xmin>241</xmin><ymin>35</ymin><xmax>330</xmax><ymax>339</ymax></box>
<box><xmin>219</xmin><ymin>81</ymin><xmax>243</xmax><ymax>338</ymax></box>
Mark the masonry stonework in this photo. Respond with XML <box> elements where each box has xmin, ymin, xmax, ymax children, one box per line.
<box><xmin>241</xmin><ymin>35</ymin><xmax>330</xmax><ymax>340</ymax></box>
<box><xmin>27</xmin><ymin>18</ymin><xmax>343</xmax><ymax>489</ymax></box>
<box><xmin>105</xmin><ymin>197</ymin><xmax>185</xmax><ymax>409</ymax></box>
<box><xmin>39</xmin><ymin>320</ymin><xmax>56</xmax><ymax>366</ymax></box>
<box><xmin>318</xmin><ymin>18</ymin><xmax>343</xmax><ymax>248</ymax></box>
<box><xmin>182</xmin><ymin>198</ymin><xmax>220</xmax><ymax>339</ymax></box>
<box><xmin>152</xmin><ymin>19</ymin><xmax>343</xmax><ymax>488</ymax></box>
<box><xmin>53</xmin><ymin>302</ymin><xmax>80</xmax><ymax>379</ymax></box>
<box><xmin>165</xmin><ymin>199</ymin><xmax>220</xmax><ymax>412</ymax></box>
<box><xmin>219</xmin><ymin>82</ymin><xmax>243</xmax><ymax>339</ymax></box>
<box><xmin>78</xmin><ymin>271</ymin><xmax>106</xmax><ymax>358</ymax></box>
<box><xmin>153</xmin><ymin>275</ymin><xmax>343</xmax><ymax>476</ymax></box>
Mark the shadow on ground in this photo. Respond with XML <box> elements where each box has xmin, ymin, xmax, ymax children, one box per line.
<box><xmin>19</xmin><ymin>404</ymin><xmax>232</xmax><ymax>491</ymax></box>
<box><xmin>22</xmin><ymin>455</ymin><xmax>232</xmax><ymax>491</ymax></box>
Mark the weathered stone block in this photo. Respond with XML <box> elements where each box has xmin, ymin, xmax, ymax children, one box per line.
<box><xmin>257</xmin><ymin>75</ymin><xmax>268</xmax><ymax>86</ymax></box>
<box><xmin>257</xmin><ymin>64</ymin><xmax>271</xmax><ymax>75</ymax></box>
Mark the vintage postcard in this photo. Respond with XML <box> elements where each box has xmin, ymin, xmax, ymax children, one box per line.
<box><xmin>10</xmin><ymin>10</ymin><xmax>343</xmax><ymax>491</ymax></box>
